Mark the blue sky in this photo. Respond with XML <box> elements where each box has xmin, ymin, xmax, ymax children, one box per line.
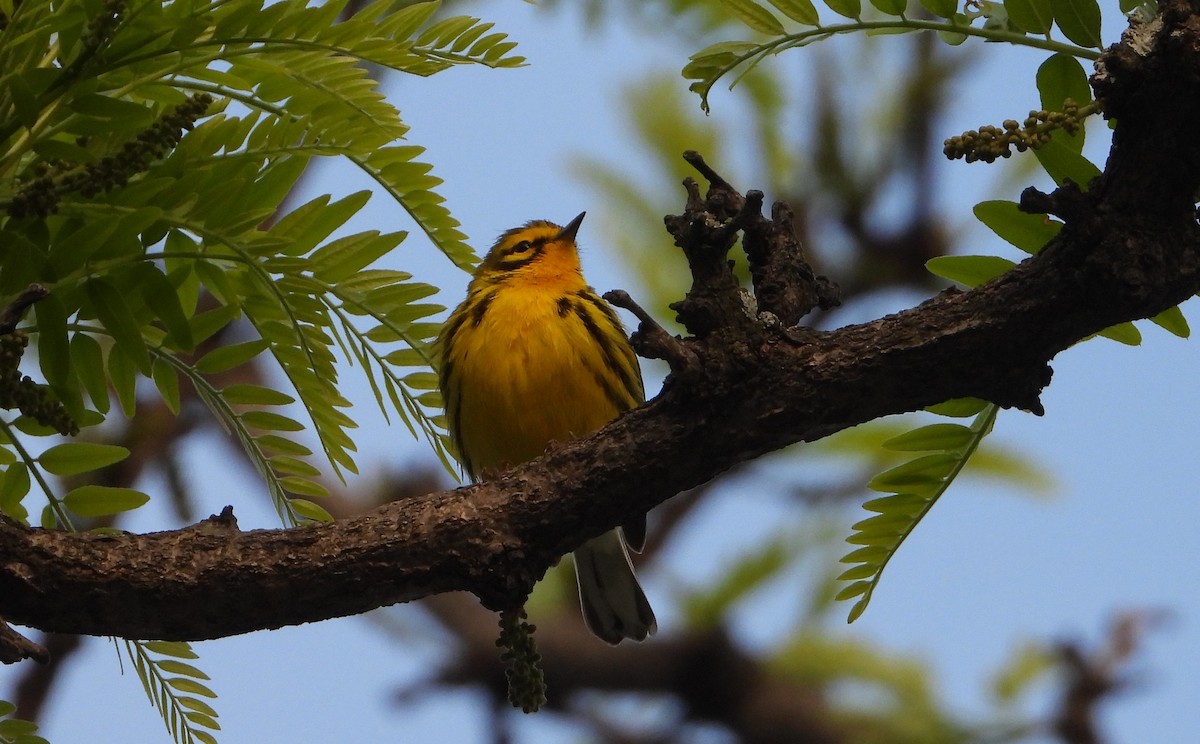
<box><xmin>9</xmin><ymin>3</ymin><xmax>1199</xmax><ymax>743</ymax></box>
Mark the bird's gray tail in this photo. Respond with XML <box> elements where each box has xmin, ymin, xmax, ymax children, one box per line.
<box><xmin>573</xmin><ymin>529</ymin><xmax>656</xmax><ymax>644</ymax></box>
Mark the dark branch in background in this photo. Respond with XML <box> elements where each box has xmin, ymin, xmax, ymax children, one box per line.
<box><xmin>1053</xmin><ymin>610</ymin><xmax>1162</xmax><ymax>744</ymax></box>
<box><xmin>1</xmin><ymin>0</ymin><xmax>1199</xmax><ymax>664</ymax></box>
<box><xmin>418</xmin><ymin>594</ymin><xmax>842</xmax><ymax>744</ymax></box>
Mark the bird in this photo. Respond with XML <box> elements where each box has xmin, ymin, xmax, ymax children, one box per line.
<box><xmin>437</xmin><ymin>212</ymin><xmax>656</xmax><ymax>644</ymax></box>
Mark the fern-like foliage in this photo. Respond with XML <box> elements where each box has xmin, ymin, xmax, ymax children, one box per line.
<box><xmin>0</xmin><ymin>0</ymin><xmax>519</xmax><ymax>522</ymax></box>
<box><xmin>0</xmin><ymin>0</ymin><xmax>522</xmax><ymax>740</ymax></box>
<box><xmin>121</xmin><ymin>640</ymin><xmax>220</xmax><ymax>744</ymax></box>
<box><xmin>817</xmin><ymin>8</ymin><xmax>1186</xmax><ymax>620</ymax></box>
<box><xmin>837</xmin><ymin>399</ymin><xmax>998</xmax><ymax>622</ymax></box>
<box><xmin>685</xmin><ymin>0</ymin><xmax>1111</xmax><ymax>112</ymax></box>
<box><xmin>838</xmin><ymin>193</ymin><xmax>1188</xmax><ymax>621</ymax></box>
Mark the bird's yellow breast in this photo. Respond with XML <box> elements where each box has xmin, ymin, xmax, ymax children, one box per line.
<box><xmin>446</xmin><ymin>285</ymin><xmax>630</xmax><ymax>475</ymax></box>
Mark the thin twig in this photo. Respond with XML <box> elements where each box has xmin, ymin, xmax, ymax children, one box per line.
<box><xmin>0</xmin><ymin>616</ymin><xmax>50</xmax><ymax>665</ymax></box>
<box><xmin>0</xmin><ymin>284</ymin><xmax>49</xmax><ymax>336</ymax></box>
<box><xmin>603</xmin><ymin>289</ymin><xmax>701</xmax><ymax>377</ymax></box>
<box><xmin>683</xmin><ymin>150</ymin><xmax>733</xmax><ymax>191</ymax></box>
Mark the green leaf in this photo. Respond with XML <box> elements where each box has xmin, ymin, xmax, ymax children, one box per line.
<box><xmin>1036</xmin><ymin>54</ymin><xmax>1089</xmax><ymax>154</ymax></box>
<box><xmin>719</xmin><ymin>0</ymin><xmax>787</xmax><ymax>33</ymax></box>
<box><xmin>33</xmin><ymin>138</ymin><xmax>98</xmax><ymax>164</ymax></box>
<box><xmin>87</xmin><ymin>278</ymin><xmax>152</xmax><ymax>375</ymax></box>
<box><xmin>1004</xmin><ymin>0</ymin><xmax>1052</xmax><ymax>33</ymax></box>
<box><xmin>154</xmin><ymin>660</ymin><xmax>211</xmax><ymax>679</ymax></box>
<box><xmin>862</xmin><ymin>492</ymin><xmax>929</xmax><ymax>514</ymax></box>
<box><xmin>823</xmin><ymin>0</ymin><xmax>862</xmax><ymax>18</ymax></box>
<box><xmin>136</xmin><ymin>265</ymin><xmax>197</xmax><ymax>351</ymax></box>
<box><xmin>869</xmin><ymin>0</ymin><xmax>908</xmax><ymax>15</ymax></box>
<box><xmin>142</xmin><ymin>641</ymin><xmax>199</xmax><ymax>659</ymax></box>
<box><xmin>256</xmin><ymin>434</ymin><xmax>314</xmax><ymax>457</ymax></box>
<box><xmin>71</xmin><ymin>333</ymin><xmax>111</xmax><ymax>414</ymax></box>
<box><xmin>63</xmin><ymin>485</ymin><xmax>150</xmax><ymax>517</ymax></box>
<box><xmin>867</xmin><ymin>453</ymin><xmax>959</xmax><ymax>492</ymax></box>
<box><xmin>184</xmin><ymin>711</ymin><xmax>222</xmax><ymax>731</ymax></box>
<box><xmin>926</xmin><ymin>255</ymin><xmax>1016</xmax><ymax>287</ymax></box>
<box><xmin>0</xmin><ymin>464</ymin><xmax>32</xmax><ymax>522</ymax></box>
<box><xmin>195</xmin><ymin>261</ymin><xmax>237</xmax><ymax>306</ymax></box>
<box><xmin>279</xmin><ymin>476</ymin><xmax>330</xmax><ymax>498</ymax></box>
<box><xmin>7</xmin><ymin>73</ymin><xmax>41</xmax><ymax>129</ymax></box>
<box><xmin>974</xmin><ymin>200</ymin><xmax>1062</xmax><ymax>255</ymax></box>
<box><xmin>107</xmin><ymin>345</ymin><xmax>139</xmax><ymax>418</ymax></box>
<box><xmin>1037</xmin><ymin>53</ymin><xmax>1091</xmax><ymax>111</ymax></box>
<box><xmin>1034</xmin><ymin>133</ymin><xmax>1102</xmax><ymax>187</ymax></box>
<box><xmin>765</xmin><ymin>0</ymin><xmax>821</xmax><ymax>23</ymax></box>
<box><xmin>166</xmin><ymin>677</ymin><xmax>217</xmax><ymax>698</ymax></box>
<box><xmin>152</xmin><ymin>358</ymin><xmax>182</xmax><ymax>415</ymax></box>
<box><xmin>1149</xmin><ymin>305</ymin><xmax>1190</xmax><ymax>338</ymax></box>
<box><xmin>177</xmin><ymin>697</ymin><xmax>219</xmax><ymax>717</ymax></box>
<box><xmin>270</xmin><ymin>191</ymin><xmax>372</xmax><ymax>257</ymax></box>
<box><xmin>926</xmin><ymin>397</ymin><xmax>989</xmax><ymax>417</ymax></box>
<box><xmin>220</xmin><ymin>384</ymin><xmax>295</xmax><ymax>406</ymax></box>
<box><xmin>194</xmin><ymin>339</ymin><xmax>270</xmax><ymax>374</ymax></box>
<box><xmin>835</xmin><ymin>563</ymin><xmax>878</xmax><ymax>581</ymax></box>
<box><xmin>835</xmin><ymin>580</ymin><xmax>870</xmax><ymax>600</ymax></box>
<box><xmin>39</xmin><ymin>443</ymin><xmax>130</xmax><ymax>476</ymax></box>
<box><xmin>33</xmin><ymin>295</ymin><xmax>71</xmax><ymax>392</ymax></box>
<box><xmin>0</xmin><ymin>718</ymin><xmax>38</xmax><ymax>737</ymax></box>
<box><xmin>288</xmin><ymin>497</ymin><xmax>334</xmax><ymax>522</ymax></box>
<box><xmin>241</xmin><ymin>411</ymin><xmax>306</xmax><ymax>432</ymax></box>
<box><xmin>1097</xmin><ymin>321</ymin><xmax>1141</xmax><ymax>345</ymax></box>
<box><xmin>270</xmin><ymin>456</ymin><xmax>321</xmax><ymax>477</ymax></box>
<box><xmin>189</xmin><ymin>305</ymin><xmax>240</xmax><ymax>346</ymax></box>
<box><xmin>71</xmin><ymin>94</ymin><xmax>156</xmax><ymax>124</ymax></box>
<box><xmin>1051</xmin><ymin>0</ymin><xmax>1103</xmax><ymax>48</ymax></box>
<box><xmin>937</xmin><ymin>23</ymin><xmax>969</xmax><ymax>46</ymax></box>
<box><xmin>920</xmin><ymin>0</ymin><xmax>958</xmax><ymax>18</ymax></box>
<box><xmin>883</xmin><ymin>423</ymin><xmax>974</xmax><ymax>452</ymax></box>
<box><xmin>309</xmin><ymin>232</ymin><xmax>406</xmax><ymax>283</ymax></box>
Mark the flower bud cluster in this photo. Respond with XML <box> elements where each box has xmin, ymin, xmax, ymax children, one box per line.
<box><xmin>497</xmin><ymin>608</ymin><xmax>547</xmax><ymax>713</ymax></box>
<box><xmin>9</xmin><ymin>93</ymin><xmax>213</xmax><ymax>218</ymax></box>
<box><xmin>944</xmin><ymin>99</ymin><xmax>1090</xmax><ymax>163</ymax></box>
<box><xmin>0</xmin><ymin>332</ymin><xmax>78</xmax><ymax>435</ymax></box>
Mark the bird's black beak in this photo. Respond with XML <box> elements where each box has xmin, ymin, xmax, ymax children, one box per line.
<box><xmin>557</xmin><ymin>212</ymin><xmax>586</xmax><ymax>243</ymax></box>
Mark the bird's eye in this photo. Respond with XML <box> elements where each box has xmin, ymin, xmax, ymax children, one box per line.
<box><xmin>510</xmin><ymin>240</ymin><xmax>532</xmax><ymax>254</ymax></box>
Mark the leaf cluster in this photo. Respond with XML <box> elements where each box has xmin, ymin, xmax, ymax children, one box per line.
<box><xmin>838</xmin><ymin>194</ymin><xmax>1188</xmax><ymax>620</ymax></box>
<box><xmin>837</xmin><ymin>399</ymin><xmax>999</xmax><ymax>621</ymax></box>
<box><xmin>0</xmin><ymin>0</ymin><xmax>517</xmax><ymax>524</ymax></box>
<box><xmin>122</xmin><ymin>640</ymin><xmax>220</xmax><ymax>744</ymax></box>
<box><xmin>0</xmin><ymin>700</ymin><xmax>48</xmax><ymax>744</ymax></box>
<box><xmin>685</xmin><ymin>0</ymin><xmax>1117</xmax><ymax>112</ymax></box>
<box><xmin>0</xmin><ymin>0</ymin><xmax>522</xmax><ymax>739</ymax></box>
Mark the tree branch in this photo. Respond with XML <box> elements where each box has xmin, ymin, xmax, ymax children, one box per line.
<box><xmin>0</xmin><ymin>284</ymin><xmax>49</xmax><ymax>336</ymax></box>
<box><xmin>3</xmin><ymin>0</ymin><xmax>1200</xmax><ymax>641</ymax></box>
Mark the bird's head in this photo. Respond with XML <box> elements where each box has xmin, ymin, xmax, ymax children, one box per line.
<box><xmin>477</xmin><ymin>212</ymin><xmax>586</xmax><ymax>280</ymax></box>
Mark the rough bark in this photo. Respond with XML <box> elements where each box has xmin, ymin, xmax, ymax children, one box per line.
<box><xmin>3</xmin><ymin>0</ymin><xmax>1200</xmax><ymax>643</ymax></box>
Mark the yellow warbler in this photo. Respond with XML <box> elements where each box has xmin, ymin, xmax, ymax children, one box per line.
<box><xmin>438</xmin><ymin>213</ymin><xmax>655</xmax><ymax>644</ymax></box>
